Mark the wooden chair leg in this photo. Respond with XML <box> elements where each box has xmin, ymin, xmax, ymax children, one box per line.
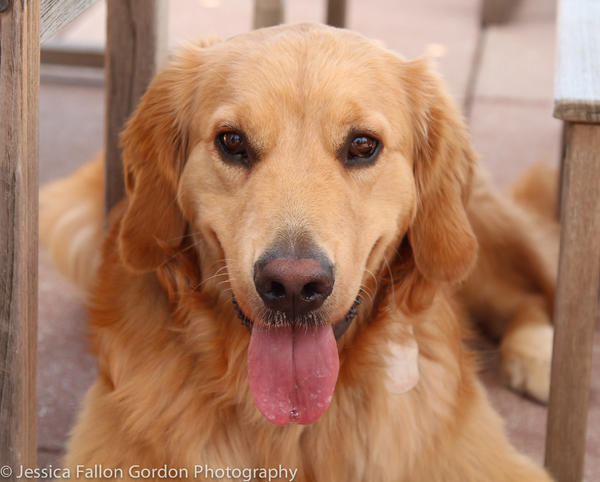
<box><xmin>557</xmin><ymin>122</ymin><xmax>567</xmax><ymax>220</ymax></box>
<box><xmin>0</xmin><ymin>0</ymin><xmax>41</xmax><ymax>471</ymax></box>
<box><xmin>545</xmin><ymin>122</ymin><xmax>600</xmax><ymax>482</ymax></box>
<box><xmin>254</xmin><ymin>0</ymin><xmax>283</xmax><ymax>29</ymax></box>
<box><xmin>326</xmin><ymin>0</ymin><xmax>346</xmax><ymax>28</ymax></box>
<box><xmin>104</xmin><ymin>0</ymin><xmax>168</xmax><ymax>216</ymax></box>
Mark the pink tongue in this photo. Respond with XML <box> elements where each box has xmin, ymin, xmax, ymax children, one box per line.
<box><xmin>247</xmin><ymin>323</ymin><xmax>339</xmax><ymax>426</ymax></box>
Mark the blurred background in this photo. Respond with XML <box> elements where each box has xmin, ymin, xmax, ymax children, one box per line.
<box><xmin>37</xmin><ymin>0</ymin><xmax>599</xmax><ymax>480</ymax></box>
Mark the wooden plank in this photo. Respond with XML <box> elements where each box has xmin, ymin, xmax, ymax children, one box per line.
<box><xmin>104</xmin><ymin>0</ymin><xmax>168</xmax><ymax>215</ymax></box>
<box><xmin>545</xmin><ymin>122</ymin><xmax>600</xmax><ymax>482</ymax></box>
<box><xmin>554</xmin><ymin>0</ymin><xmax>600</xmax><ymax>122</ymax></box>
<box><xmin>254</xmin><ymin>0</ymin><xmax>283</xmax><ymax>29</ymax></box>
<box><xmin>41</xmin><ymin>43</ymin><xmax>104</xmax><ymax>67</ymax></box>
<box><xmin>0</xmin><ymin>0</ymin><xmax>40</xmax><ymax>474</ymax></box>
<box><xmin>326</xmin><ymin>0</ymin><xmax>346</xmax><ymax>28</ymax></box>
<box><xmin>41</xmin><ymin>0</ymin><xmax>100</xmax><ymax>43</ymax></box>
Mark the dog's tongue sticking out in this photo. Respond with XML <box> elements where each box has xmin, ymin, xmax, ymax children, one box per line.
<box><xmin>247</xmin><ymin>323</ymin><xmax>339</xmax><ymax>426</ymax></box>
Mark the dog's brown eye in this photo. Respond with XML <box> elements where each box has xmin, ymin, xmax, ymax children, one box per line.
<box><xmin>217</xmin><ymin>131</ymin><xmax>253</xmax><ymax>167</ymax></box>
<box><xmin>220</xmin><ymin>132</ymin><xmax>246</xmax><ymax>155</ymax></box>
<box><xmin>344</xmin><ymin>134</ymin><xmax>380</xmax><ymax>167</ymax></box>
<box><xmin>349</xmin><ymin>136</ymin><xmax>377</xmax><ymax>158</ymax></box>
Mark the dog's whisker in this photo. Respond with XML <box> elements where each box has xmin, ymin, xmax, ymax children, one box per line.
<box><xmin>162</xmin><ymin>230</ymin><xmax>205</xmax><ymax>243</ymax></box>
<box><xmin>205</xmin><ymin>66</ymin><xmax>245</xmax><ymax>98</ymax></box>
<box><xmin>191</xmin><ymin>275</ymin><xmax>237</xmax><ymax>298</ymax></box>
<box><xmin>205</xmin><ymin>258</ymin><xmax>237</xmax><ymax>270</ymax></box>
<box><xmin>188</xmin><ymin>272</ymin><xmax>228</xmax><ymax>295</ymax></box>
<box><xmin>383</xmin><ymin>255</ymin><xmax>396</xmax><ymax>308</ymax></box>
<box><xmin>160</xmin><ymin>236</ymin><xmax>204</xmax><ymax>265</ymax></box>
<box><xmin>200</xmin><ymin>268</ymin><xmax>230</xmax><ymax>286</ymax></box>
<box><xmin>363</xmin><ymin>268</ymin><xmax>378</xmax><ymax>294</ymax></box>
<box><xmin>360</xmin><ymin>285</ymin><xmax>375</xmax><ymax>307</ymax></box>
<box><xmin>215</xmin><ymin>279</ymin><xmax>232</xmax><ymax>290</ymax></box>
<box><xmin>213</xmin><ymin>265</ymin><xmax>231</xmax><ymax>276</ymax></box>
<box><xmin>178</xmin><ymin>257</ymin><xmax>239</xmax><ymax>298</ymax></box>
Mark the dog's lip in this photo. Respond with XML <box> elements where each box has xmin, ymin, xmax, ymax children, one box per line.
<box><xmin>232</xmin><ymin>293</ymin><xmax>362</xmax><ymax>340</ymax></box>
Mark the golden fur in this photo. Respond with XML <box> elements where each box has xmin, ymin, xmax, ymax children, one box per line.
<box><xmin>40</xmin><ymin>24</ymin><xmax>556</xmax><ymax>481</ymax></box>
<box><xmin>459</xmin><ymin>166</ymin><xmax>558</xmax><ymax>403</ymax></box>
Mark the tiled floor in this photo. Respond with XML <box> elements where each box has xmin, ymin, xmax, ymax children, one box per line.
<box><xmin>37</xmin><ymin>0</ymin><xmax>599</xmax><ymax>480</ymax></box>
<box><xmin>469</xmin><ymin>10</ymin><xmax>562</xmax><ymax>188</ymax></box>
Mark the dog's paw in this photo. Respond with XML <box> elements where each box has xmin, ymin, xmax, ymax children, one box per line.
<box><xmin>500</xmin><ymin>323</ymin><xmax>553</xmax><ymax>404</ymax></box>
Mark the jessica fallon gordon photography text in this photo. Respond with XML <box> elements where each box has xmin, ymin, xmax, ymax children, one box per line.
<box><xmin>10</xmin><ymin>464</ymin><xmax>299</xmax><ymax>481</ymax></box>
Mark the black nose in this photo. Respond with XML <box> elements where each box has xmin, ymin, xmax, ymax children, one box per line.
<box><xmin>254</xmin><ymin>255</ymin><xmax>334</xmax><ymax>321</ymax></box>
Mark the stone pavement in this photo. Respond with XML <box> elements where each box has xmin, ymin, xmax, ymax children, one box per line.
<box><xmin>37</xmin><ymin>0</ymin><xmax>599</xmax><ymax>479</ymax></box>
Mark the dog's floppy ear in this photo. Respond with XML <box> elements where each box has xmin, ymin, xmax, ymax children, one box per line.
<box><xmin>118</xmin><ymin>46</ymin><xmax>203</xmax><ymax>272</ymax></box>
<box><xmin>402</xmin><ymin>58</ymin><xmax>478</xmax><ymax>284</ymax></box>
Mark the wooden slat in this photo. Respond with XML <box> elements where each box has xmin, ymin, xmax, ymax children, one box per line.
<box><xmin>545</xmin><ymin>122</ymin><xmax>600</xmax><ymax>482</ymax></box>
<box><xmin>326</xmin><ymin>0</ymin><xmax>346</xmax><ymax>28</ymax></box>
<box><xmin>554</xmin><ymin>0</ymin><xmax>600</xmax><ymax>122</ymax></box>
<box><xmin>104</xmin><ymin>0</ymin><xmax>168</xmax><ymax>215</ymax></box>
<box><xmin>41</xmin><ymin>43</ymin><xmax>104</xmax><ymax>67</ymax></box>
<box><xmin>0</xmin><ymin>0</ymin><xmax>40</xmax><ymax>474</ymax></box>
<box><xmin>41</xmin><ymin>0</ymin><xmax>100</xmax><ymax>43</ymax></box>
<box><xmin>254</xmin><ymin>0</ymin><xmax>283</xmax><ymax>30</ymax></box>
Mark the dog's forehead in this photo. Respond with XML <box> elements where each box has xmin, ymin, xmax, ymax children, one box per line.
<box><xmin>201</xmin><ymin>25</ymin><xmax>402</xmax><ymax>120</ymax></box>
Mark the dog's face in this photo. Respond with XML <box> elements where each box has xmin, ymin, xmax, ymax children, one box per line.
<box><xmin>117</xmin><ymin>23</ymin><xmax>477</xmax><ymax>426</ymax></box>
<box><xmin>178</xmin><ymin>28</ymin><xmax>418</xmax><ymax>329</ymax></box>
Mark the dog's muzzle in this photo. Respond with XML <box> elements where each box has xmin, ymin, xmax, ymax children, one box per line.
<box><xmin>232</xmin><ymin>292</ymin><xmax>362</xmax><ymax>340</ymax></box>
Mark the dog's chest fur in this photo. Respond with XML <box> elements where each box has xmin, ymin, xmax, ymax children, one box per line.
<box><xmin>85</xmin><ymin>243</ymin><xmax>469</xmax><ymax>482</ymax></box>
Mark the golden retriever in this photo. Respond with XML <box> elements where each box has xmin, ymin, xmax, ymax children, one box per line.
<box><xmin>40</xmin><ymin>23</ymin><xmax>557</xmax><ymax>481</ymax></box>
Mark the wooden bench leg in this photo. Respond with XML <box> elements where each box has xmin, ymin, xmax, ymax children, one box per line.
<box><xmin>104</xmin><ymin>0</ymin><xmax>168</xmax><ymax>215</ymax></box>
<box><xmin>0</xmin><ymin>0</ymin><xmax>40</xmax><ymax>473</ymax></box>
<box><xmin>545</xmin><ymin>122</ymin><xmax>600</xmax><ymax>482</ymax></box>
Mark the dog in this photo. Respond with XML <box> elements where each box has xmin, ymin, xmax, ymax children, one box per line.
<box><xmin>459</xmin><ymin>165</ymin><xmax>558</xmax><ymax>404</ymax></box>
<box><xmin>40</xmin><ymin>23</ymin><xmax>556</xmax><ymax>481</ymax></box>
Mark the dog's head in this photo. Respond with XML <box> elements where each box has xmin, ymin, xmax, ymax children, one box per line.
<box><xmin>118</xmin><ymin>23</ymin><xmax>477</xmax><ymax>426</ymax></box>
